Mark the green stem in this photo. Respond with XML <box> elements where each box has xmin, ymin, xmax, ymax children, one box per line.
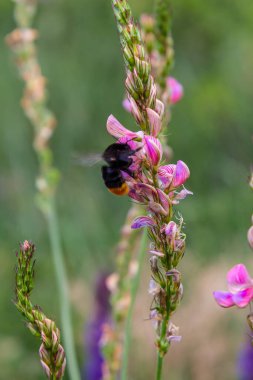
<box><xmin>156</xmin><ymin>351</ymin><xmax>163</xmax><ymax>380</ymax></box>
<box><xmin>155</xmin><ymin>318</ymin><xmax>167</xmax><ymax>380</ymax></box>
<box><xmin>46</xmin><ymin>197</ymin><xmax>80</xmax><ymax>380</ymax></box>
<box><xmin>121</xmin><ymin>231</ymin><xmax>148</xmax><ymax>380</ymax></box>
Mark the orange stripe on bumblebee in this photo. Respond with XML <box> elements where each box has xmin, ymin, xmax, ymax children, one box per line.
<box><xmin>108</xmin><ymin>182</ymin><xmax>129</xmax><ymax>196</ymax></box>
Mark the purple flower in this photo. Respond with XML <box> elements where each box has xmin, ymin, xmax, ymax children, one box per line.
<box><xmin>237</xmin><ymin>338</ymin><xmax>253</xmax><ymax>380</ymax></box>
<box><xmin>213</xmin><ymin>264</ymin><xmax>253</xmax><ymax>308</ymax></box>
<box><xmin>84</xmin><ymin>274</ymin><xmax>111</xmax><ymax>380</ymax></box>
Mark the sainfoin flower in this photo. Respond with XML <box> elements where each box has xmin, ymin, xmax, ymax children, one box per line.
<box><xmin>213</xmin><ymin>264</ymin><xmax>253</xmax><ymax>308</ymax></box>
<box><xmin>166</xmin><ymin>77</ymin><xmax>184</xmax><ymax>104</ymax></box>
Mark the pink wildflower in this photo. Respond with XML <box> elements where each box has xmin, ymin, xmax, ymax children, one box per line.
<box><xmin>166</xmin><ymin>77</ymin><xmax>184</xmax><ymax>104</ymax></box>
<box><xmin>213</xmin><ymin>264</ymin><xmax>253</xmax><ymax>308</ymax></box>
<box><xmin>158</xmin><ymin>160</ymin><xmax>190</xmax><ymax>189</ymax></box>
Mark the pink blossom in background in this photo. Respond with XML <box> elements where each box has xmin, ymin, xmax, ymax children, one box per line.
<box><xmin>167</xmin><ymin>77</ymin><xmax>184</xmax><ymax>104</ymax></box>
<box><xmin>213</xmin><ymin>264</ymin><xmax>253</xmax><ymax>308</ymax></box>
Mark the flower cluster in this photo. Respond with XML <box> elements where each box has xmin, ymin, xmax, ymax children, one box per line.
<box><xmin>15</xmin><ymin>241</ymin><xmax>66</xmax><ymax>379</ymax></box>
<box><xmin>106</xmin><ymin>99</ymin><xmax>191</xmax><ymax>355</ymax></box>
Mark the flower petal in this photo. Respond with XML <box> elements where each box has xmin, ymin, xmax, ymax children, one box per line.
<box><xmin>146</xmin><ymin>108</ymin><xmax>162</xmax><ymax>137</ymax></box>
<box><xmin>144</xmin><ymin>135</ymin><xmax>163</xmax><ymax>166</ymax></box>
<box><xmin>158</xmin><ymin>165</ymin><xmax>175</xmax><ymax>187</ymax></box>
<box><xmin>227</xmin><ymin>264</ymin><xmax>253</xmax><ymax>293</ymax></box>
<box><xmin>131</xmin><ymin>216</ymin><xmax>156</xmax><ymax>229</ymax></box>
<box><xmin>173</xmin><ymin>188</ymin><xmax>193</xmax><ymax>202</ymax></box>
<box><xmin>213</xmin><ymin>291</ymin><xmax>234</xmax><ymax>308</ymax></box>
<box><xmin>122</xmin><ymin>98</ymin><xmax>132</xmax><ymax>113</ymax></box>
<box><xmin>172</xmin><ymin>160</ymin><xmax>190</xmax><ymax>188</ymax></box>
<box><xmin>232</xmin><ymin>288</ymin><xmax>253</xmax><ymax>308</ymax></box>
<box><xmin>167</xmin><ymin>77</ymin><xmax>184</xmax><ymax>104</ymax></box>
<box><xmin>106</xmin><ymin>115</ymin><xmax>138</xmax><ymax>139</ymax></box>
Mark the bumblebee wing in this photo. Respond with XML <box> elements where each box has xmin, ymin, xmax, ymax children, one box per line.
<box><xmin>72</xmin><ymin>153</ymin><xmax>102</xmax><ymax>167</ymax></box>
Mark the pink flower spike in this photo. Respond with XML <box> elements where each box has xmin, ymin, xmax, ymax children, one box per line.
<box><xmin>227</xmin><ymin>264</ymin><xmax>253</xmax><ymax>293</ymax></box>
<box><xmin>144</xmin><ymin>135</ymin><xmax>163</xmax><ymax>166</ymax></box>
<box><xmin>122</xmin><ymin>98</ymin><xmax>132</xmax><ymax>113</ymax></box>
<box><xmin>146</xmin><ymin>108</ymin><xmax>162</xmax><ymax>137</ymax></box>
<box><xmin>131</xmin><ymin>216</ymin><xmax>156</xmax><ymax>229</ymax></box>
<box><xmin>173</xmin><ymin>161</ymin><xmax>190</xmax><ymax>188</ymax></box>
<box><xmin>106</xmin><ymin>115</ymin><xmax>138</xmax><ymax>139</ymax></box>
<box><xmin>213</xmin><ymin>291</ymin><xmax>234</xmax><ymax>308</ymax></box>
<box><xmin>167</xmin><ymin>77</ymin><xmax>184</xmax><ymax>104</ymax></box>
<box><xmin>248</xmin><ymin>226</ymin><xmax>253</xmax><ymax>249</ymax></box>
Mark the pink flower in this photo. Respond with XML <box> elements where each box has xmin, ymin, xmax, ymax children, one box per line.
<box><xmin>167</xmin><ymin>77</ymin><xmax>184</xmax><ymax>104</ymax></box>
<box><xmin>213</xmin><ymin>264</ymin><xmax>253</xmax><ymax>308</ymax></box>
<box><xmin>158</xmin><ymin>160</ymin><xmax>190</xmax><ymax>189</ymax></box>
<box><xmin>106</xmin><ymin>115</ymin><xmax>140</xmax><ymax>140</ymax></box>
<box><xmin>144</xmin><ymin>135</ymin><xmax>163</xmax><ymax>166</ymax></box>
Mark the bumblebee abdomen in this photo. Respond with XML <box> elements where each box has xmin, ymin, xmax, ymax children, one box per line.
<box><xmin>108</xmin><ymin>182</ymin><xmax>129</xmax><ymax>196</ymax></box>
<box><xmin>101</xmin><ymin>166</ymin><xmax>128</xmax><ymax>196</ymax></box>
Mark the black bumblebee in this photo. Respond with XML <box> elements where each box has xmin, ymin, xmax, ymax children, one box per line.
<box><xmin>102</xmin><ymin>142</ymin><xmax>139</xmax><ymax>196</ymax></box>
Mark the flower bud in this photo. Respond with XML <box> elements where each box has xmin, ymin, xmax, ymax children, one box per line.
<box><xmin>131</xmin><ymin>216</ymin><xmax>155</xmax><ymax>229</ymax></box>
<box><xmin>144</xmin><ymin>135</ymin><xmax>162</xmax><ymax>166</ymax></box>
<box><xmin>146</xmin><ymin>108</ymin><xmax>162</xmax><ymax>137</ymax></box>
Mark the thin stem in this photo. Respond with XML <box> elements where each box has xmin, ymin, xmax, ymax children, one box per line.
<box><xmin>156</xmin><ymin>351</ymin><xmax>163</xmax><ymax>380</ymax></box>
<box><xmin>121</xmin><ymin>231</ymin><xmax>148</xmax><ymax>380</ymax></box>
<box><xmin>155</xmin><ymin>318</ymin><xmax>167</xmax><ymax>380</ymax></box>
<box><xmin>46</xmin><ymin>197</ymin><xmax>81</xmax><ymax>380</ymax></box>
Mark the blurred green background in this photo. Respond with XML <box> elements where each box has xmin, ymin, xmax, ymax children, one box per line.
<box><xmin>0</xmin><ymin>0</ymin><xmax>252</xmax><ymax>379</ymax></box>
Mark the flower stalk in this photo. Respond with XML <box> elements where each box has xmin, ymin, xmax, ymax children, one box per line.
<box><xmin>6</xmin><ymin>2</ymin><xmax>80</xmax><ymax>379</ymax></box>
<box><xmin>105</xmin><ymin>1</ymin><xmax>191</xmax><ymax>379</ymax></box>
<box><xmin>15</xmin><ymin>240</ymin><xmax>66</xmax><ymax>380</ymax></box>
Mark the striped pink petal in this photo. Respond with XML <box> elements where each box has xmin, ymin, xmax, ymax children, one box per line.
<box><xmin>146</xmin><ymin>108</ymin><xmax>162</xmax><ymax>137</ymax></box>
<box><xmin>144</xmin><ymin>135</ymin><xmax>162</xmax><ymax>166</ymax></box>
<box><xmin>106</xmin><ymin>115</ymin><xmax>139</xmax><ymax>139</ymax></box>
<box><xmin>173</xmin><ymin>160</ymin><xmax>190</xmax><ymax>187</ymax></box>
<box><xmin>158</xmin><ymin>165</ymin><xmax>175</xmax><ymax>187</ymax></box>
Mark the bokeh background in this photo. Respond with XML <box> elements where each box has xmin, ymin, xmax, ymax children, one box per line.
<box><xmin>0</xmin><ymin>0</ymin><xmax>252</xmax><ymax>379</ymax></box>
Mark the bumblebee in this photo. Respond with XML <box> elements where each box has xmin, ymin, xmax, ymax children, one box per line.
<box><xmin>102</xmin><ymin>142</ymin><xmax>139</xmax><ymax>196</ymax></box>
